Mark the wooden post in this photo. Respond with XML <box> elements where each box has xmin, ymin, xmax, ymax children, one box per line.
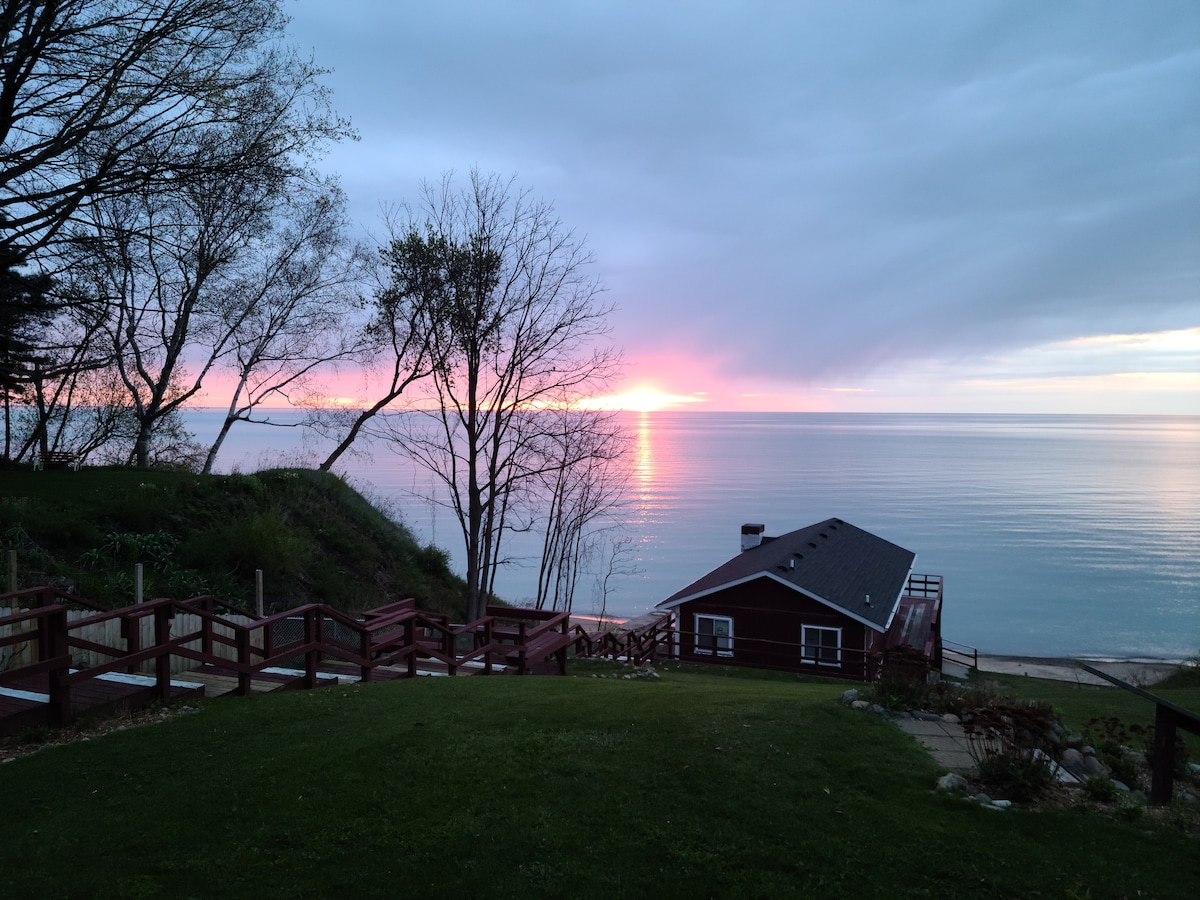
<box><xmin>7</xmin><ymin>548</ymin><xmax>15</xmax><ymax>594</ymax></box>
<box><xmin>154</xmin><ymin>603</ymin><xmax>172</xmax><ymax>704</ymax></box>
<box><xmin>236</xmin><ymin>628</ymin><xmax>252</xmax><ymax>696</ymax></box>
<box><xmin>304</xmin><ymin>608</ymin><xmax>319</xmax><ymax>689</ymax></box>
<box><xmin>45</xmin><ymin>605</ymin><xmax>70</xmax><ymax>726</ymax></box>
<box><xmin>254</xmin><ymin>569</ymin><xmax>264</xmax><ymax>617</ymax></box>
<box><xmin>406</xmin><ymin>619</ymin><xmax>417</xmax><ymax>678</ymax></box>
<box><xmin>134</xmin><ymin>563</ymin><xmax>143</xmax><ymax>604</ymax></box>
<box><xmin>122</xmin><ymin>613</ymin><xmax>141</xmax><ymax>675</ymax></box>
<box><xmin>359</xmin><ymin>627</ymin><xmax>372</xmax><ymax>683</ymax></box>
<box><xmin>1150</xmin><ymin>704</ymin><xmax>1178</xmax><ymax>805</ymax></box>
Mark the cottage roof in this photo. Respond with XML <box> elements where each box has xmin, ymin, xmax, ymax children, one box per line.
<box><xmin>657</xmin><ymin>518</ymin><xmax>916</xmax><ymax>632</ymax></box>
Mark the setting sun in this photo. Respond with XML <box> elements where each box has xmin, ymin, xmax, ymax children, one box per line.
<box><xmin>576</xmin><ymin>387</ymin><xmax>705</xmax><ymax>412</ymax></box>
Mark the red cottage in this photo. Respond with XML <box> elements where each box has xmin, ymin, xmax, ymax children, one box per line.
<box><xmin>656</xmin><ymin>519</ymin><xmax>943</xmax><ymax>681</ymax></box>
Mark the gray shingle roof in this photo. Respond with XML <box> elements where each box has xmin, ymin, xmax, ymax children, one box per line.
<box><xmin>657</xmin><ymin>518</ymin><xmax>915</xmax><ymax>631</ymax></box>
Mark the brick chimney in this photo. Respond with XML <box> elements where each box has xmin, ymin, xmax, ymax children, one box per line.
<box><xmin>741</xmin><ymin>523</ymin><xmax>766</xmax><ymax>552</ymax></box>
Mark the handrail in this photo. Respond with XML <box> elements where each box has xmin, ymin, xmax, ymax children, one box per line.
<box><xmin>942</xmin><ymin>639</ymin><xmax>978</xmax><ymax>669</ymax></box>
<box><xmin>0</xmin><ymin>588</ymin><xmax>588</xmax><ymax>733</ymax></box>
<box><xmin>1078</xmin><ymin>663</ymin><xmax>1199</xmax><ymax>804</ymax></box>
<box><xmin>1</xmin><ymin>585</ymin><xmax>109</xmax><ymax>612</ymax></box>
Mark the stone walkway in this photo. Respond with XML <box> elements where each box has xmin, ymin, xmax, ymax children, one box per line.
<box><xmin>892</xmin><ymin>715</ymin><xmax>976</xmax><ymax>774</ymax></box>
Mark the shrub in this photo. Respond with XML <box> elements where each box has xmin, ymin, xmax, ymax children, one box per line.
<box><xmin>1083</xmin><ymin>777</ymin><xmax>1119</xmax><ymax>804</ymax></box>
<box><xmin>963</xmin><ymin>701</ymin><xmax>1059</xmax><ymax>802</ymax></box>
<box><xmin>975</xmin><ymin>748</ymin><xmax>1056</xmax><ymax>803</ymax></box>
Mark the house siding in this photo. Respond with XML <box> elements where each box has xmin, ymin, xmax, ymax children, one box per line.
<box><xmin>675</xmin><ymin>577</ymin><xmax>874</xmax><ymax>680</ymax></box>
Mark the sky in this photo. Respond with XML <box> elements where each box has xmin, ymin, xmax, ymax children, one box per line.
<box><xmin>283</xmin><ymin>0</ymin><xmax>1199</xmax><ymax>414</ymax></box>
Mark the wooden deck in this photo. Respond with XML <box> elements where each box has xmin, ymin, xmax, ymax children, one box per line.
<box><xmin>0</xmin><ymin>670</ymin><xmax>204</xmax><ymax>733</ymax></box>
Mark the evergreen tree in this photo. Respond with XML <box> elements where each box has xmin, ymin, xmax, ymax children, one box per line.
<box><xmin>0</xmin><ymin>240</ymin><xmax>53</xmax><ymax>462</ymax></box>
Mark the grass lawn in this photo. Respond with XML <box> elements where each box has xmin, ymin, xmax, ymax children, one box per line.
<box><xmin>1</xmin><ymin>665</ymin><xmax>1198</xmax><ymax>899</ymax></box>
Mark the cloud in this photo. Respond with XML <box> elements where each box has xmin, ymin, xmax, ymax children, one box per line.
<box><xmin>288</xmin><ymin>1</ymin><xmax>1200</xmax><ymax>408</ymax></box>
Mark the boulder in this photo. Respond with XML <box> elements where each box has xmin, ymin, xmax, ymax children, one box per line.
<box><xmin>1061</xmin><ymin>748</ymin><xmax>1084</xmax><ymax>766</ymax></box>
<box><xmin>1081</xmin><ymin>755</ymin><xmax>1108</xmax><ymax>778</ymax></box>
<box><xmin>937</xmin><ymin>773</ymin><xmax>968</xmax><ymax>792</ymax></box>
<box><xmin>841</xmin><ymin>689</ymin><xmax>861</xmax><ymax>704</ymax></box>
<box><xmin>940</xmin><ymin>713</ymin><xmax>961</xmax><ymax>724</ymax></box>
<box><xmin>1066</xmin><ymin>732</ymin><xmax>1085</xmax><ymax>750</ymax></box>
<box><xmin>851</xmin><ymin>700</ymin><xmax>870</xmax><ymax>710</ymax></box>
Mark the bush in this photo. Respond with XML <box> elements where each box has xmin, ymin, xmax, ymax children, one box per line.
<box><xmin>964</xmin><ymin>701</ymin><xmax>1059</xmax><ymax>802</ymax></box>
<box><xmin>1083</xmin><ymin>777</ymin><xmax>1119</xmax><ymax>804</ymax></box>
<box><xmin>975</xmin><ymin>748</ymin><xmax>1056</xmax><ymax>803</ymax></box>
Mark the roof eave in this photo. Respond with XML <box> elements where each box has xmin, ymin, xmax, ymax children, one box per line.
<box><xmin>659</xmin><ymin>571</ymin><xmax>891</xmax><ymax>632</ymax></box>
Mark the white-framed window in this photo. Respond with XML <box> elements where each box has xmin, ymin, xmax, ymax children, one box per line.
<box><xmin>801</xmin><ymin>625</ymin><xmax>842</xmax><ymax>667</ymax></box>
<box><xmin>694</xmin><ymin>614</ymin><xmax>734</xmax><ymax>657</ymax></box>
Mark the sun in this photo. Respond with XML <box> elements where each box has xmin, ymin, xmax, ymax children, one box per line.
<box><xmin>576</xmin><ymin>387</ymin><xmax>704</xmax><ymax>412</ymax></box>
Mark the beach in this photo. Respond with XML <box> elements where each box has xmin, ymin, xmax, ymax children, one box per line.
<box><xmin>972</xmin><ymin>655</ymin><xmax>1183</xmax><ymax>687</ymax></box>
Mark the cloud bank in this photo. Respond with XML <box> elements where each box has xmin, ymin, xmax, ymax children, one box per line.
<box><xmin>289</xmin><ymin>0</ymin><xmax>1199</xmax><ymax>410</ymax></box>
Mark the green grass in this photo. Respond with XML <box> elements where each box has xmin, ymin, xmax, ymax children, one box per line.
<box><xmin>968</xmin><ymin>669</ymin><xmax>1200</xmax><ymax>759</ymax></box>
<box><xmin>1</xmin><ymin>669</ymin><xmax>1198</xmax><ymax>899</ymax></box>
<box><xmin>0</xmin><ymin>465</ymin><xmax>465</xmax><ymax>616</ymax></box>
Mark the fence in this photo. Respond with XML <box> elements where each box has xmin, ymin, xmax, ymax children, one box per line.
<box><xmin>0</xmin><ymin>587</ymin><xmax>581</xmax><ymax>730</ymax></box>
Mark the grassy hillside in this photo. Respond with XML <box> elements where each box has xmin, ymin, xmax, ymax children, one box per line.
<box><xmin>0</xmin><ymin>465</ymin><xmax>467</xmax><ymax>617</ymax></box>
<box><xmin>0</xmin><ymin>665</ymin><xmax>1197</xmax><ymax>898</ymax></box>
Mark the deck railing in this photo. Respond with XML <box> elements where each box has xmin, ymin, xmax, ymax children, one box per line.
<box><xmin>573</xmin><ymin>612</ymin><xmax>675</xmax><ymax>667</ymax></box>
<box><xmin>0</xmin><ymin>589</ymin><xmax>580</xmax><ymax>730</ymax></box>
<box><xmin>941</xmin><ymin>639</ymin><xmax>977</xmax><ymax>669</ymax></box>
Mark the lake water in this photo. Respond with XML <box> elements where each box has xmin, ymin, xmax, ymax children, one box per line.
<box><xmin>186</xmin><ymin>410</ymin><xmax>1200</xmax><ymax>661</ymax></box>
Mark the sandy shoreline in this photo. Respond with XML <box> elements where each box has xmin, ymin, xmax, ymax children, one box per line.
<box><xmin>971</xmin><ymin>655</ymin><xmax>1184</xmax><ymax>686</ymax></box>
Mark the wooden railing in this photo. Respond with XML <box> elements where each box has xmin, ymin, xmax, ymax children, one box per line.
<box><xmin>942</xmin><ymin>639</ymin><xmax>978</xmax><ymax>670</ymax></box>
<box><xmin>573</xmin><ymin>612</ymin><xmax>675</xmax><ymax>667</ymax></box>
<box><xmin>0</xmin><ymin>589</ymin><xmax>581</xmax><ymax>730</ymax></box>
<box><xmin>904</xmin><ymin>574</ymin><xmax>943</xmax><ymax>599</ymax></box>
<box><xmin>668</xmin><ymin>625</ymin><xmax>886</xmax><ymax>681</ymax></box>
<box><xmin>1079</xmin><ymin>663</ymin><xmax>1200</xmax><ymax>804</ymax></box>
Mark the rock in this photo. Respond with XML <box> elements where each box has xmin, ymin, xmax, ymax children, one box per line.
<box><xmin>937</xmin><ymin>773</ymin><xmax>968</xmax><ymax>792</ymax></box>
<box><xmin>868</xmin><ymin>704</ymin><xmax>889</xmax><ymax>717</ymax></box>
<box><xmin>940</xmin><ymin>713</ymin><xmax>961</xmax><ymax>724</ymax></box>
<box><xmin>974</xmin><ymin>793</ymin><xmax>992</xmax><ymax>805</ymax></box>
<box><xmin>1066</xmin><ymin>732</ymin><xmax>1085</xmax><ymax>750</ymax></box>
<box><xmin>851</xmin><ymin>700</ymin><xmax>869</xmax><ymax>710</ymax></box>
<box><xmin>1061</xmin><ymin>748</ymin><xmax>1084</xmax><ymax>766</ymax></box>
<box><xmin>1081</xmin><ymin>755</ymin><xmax>1108</xmax><ymax>777</ymax></box>
<box><xmin>1113</xmin><ymin>780</ymin><xmax>1131</xmax><ymax>793</ymax></box>
<box><xmin>1177</xmin><ymin>790</ymin><xmax>1198</xmax><ymax>805</ymax></box>
<box><xmin>913</xmin><ymin>711</ymin><xmax>942</xmax><ymax>722</ymax></box>
<box><xmin>841</xmin><ymin>689</ymin><xmax>861</xmax><ymax>704</ymax></box>
<box><xmin>991</xmin><ymin>799</ymin><xmax>1012</xmax><ymax>809</ymax></box>
<box><xmin>1081</xmin><ymin>744</ymin><xmax>1096</xmax><ymax>756</ymax></box>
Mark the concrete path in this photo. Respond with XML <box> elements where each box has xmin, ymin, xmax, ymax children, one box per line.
<box><xmin>893</xmin><ymin>716</ymin><xmax>976</xmax><ymax>774</ymax></box>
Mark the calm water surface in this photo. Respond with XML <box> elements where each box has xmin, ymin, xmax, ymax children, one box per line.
<box><xmin>189</xmin><ymin>411</ymin><xmax>1200</xmax><ymax>660</ymax></box>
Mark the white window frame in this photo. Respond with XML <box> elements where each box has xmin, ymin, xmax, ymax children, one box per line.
<box><xmin>694</xmin><ymin>614</ymin><xmax>734</xmax><ymax>657</ymax></box>
<box><xmin>801</xmin><ymin>625</ymin><xmax>842</xmax><ymax>667</ymax></box>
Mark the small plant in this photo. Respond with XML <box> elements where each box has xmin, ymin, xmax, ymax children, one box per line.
<box><xmin>963</xmin><ymin>701</ymin><xmax>1058</xmax><ymax>802</ymax></box>
<box><xmin>1084</xmin><ymin>715</ymin><xmax>1143</xmax><ymax>787</ymax></box>
<box><xmin>1082</xmin><ymin>776</ymin><xmax>1119</xmax><ymax>804</ymax></box>
<box><xmin>868</xmin><ymin>644</ymin><xmax>934</xmax><ymax>710</ymax></box>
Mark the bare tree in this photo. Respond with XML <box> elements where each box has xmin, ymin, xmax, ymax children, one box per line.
<box><xmin>201</xmin><ymin>185</ymin><xmax>366</xmax><ymax>473</ymax></box>
<box><xmin>531</xmin><ymin>408</ymin><xmax>629</xmax><ymax>612</ymax></box>
<box><xmin>0</xmin><ymin>0</ymin><xmax>347</xmax><ymax>260</ymax></box>
<box><xmin>388</xmin><ymin>171</ymin><xmax>621</xmax><ymax>621</ymax></box>
<box><xmin>312</xmin><ymin>214</ymin><xmax>456</xmax><ymax>472</ymax></box>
